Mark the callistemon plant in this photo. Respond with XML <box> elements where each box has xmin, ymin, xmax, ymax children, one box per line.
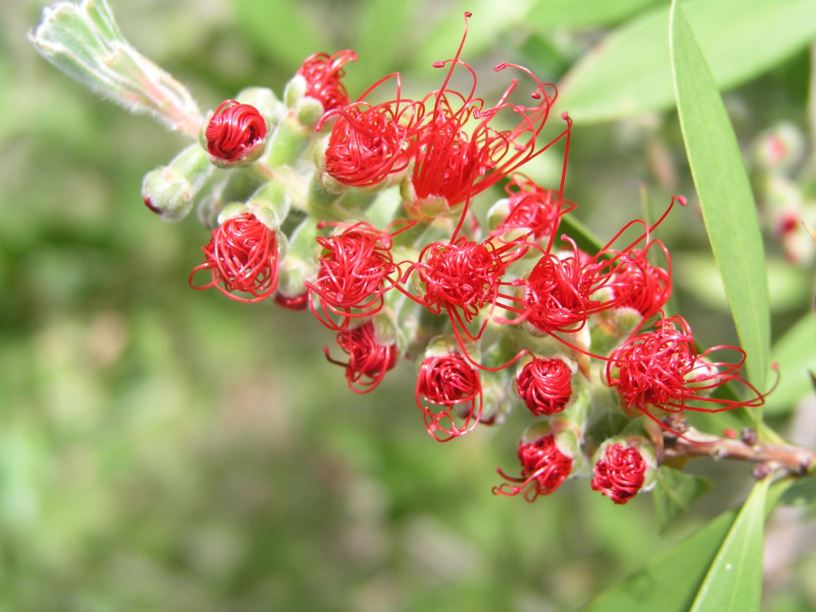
<box><xmin>31</xmin><ymin>1</ymin><xmax>815</xmax><ymax>511</ymax></box>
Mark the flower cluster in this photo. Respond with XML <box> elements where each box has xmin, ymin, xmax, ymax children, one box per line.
<box><xmin>34</xmin><ymin>4</ymin><xmax>773</xmax><ymax>509</ymax></box>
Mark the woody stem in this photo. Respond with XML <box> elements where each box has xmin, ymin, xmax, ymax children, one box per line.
<box><xmin>662</xmin><ymin>427</ymin><xmax>816</xmax><ymax>476</ymax></box>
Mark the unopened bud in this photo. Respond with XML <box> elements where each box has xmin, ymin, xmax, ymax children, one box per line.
<box><xmin>141</xmin><ymin>144</ymin><xmax>210</xmax><ymax>221</ymax></box>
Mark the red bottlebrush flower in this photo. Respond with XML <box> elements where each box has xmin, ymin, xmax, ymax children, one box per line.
<box><xmin>605</xmin><ymin>315</ymin><xmax>766</xmax><ymax>421</ymax></box>
<box><xmin>610</xmin><ymin>245</ymin><xmax>672</xmax><ymax>318</ymax></box>
<box><xmin>591</xmin><ymin>443</ymin><xmax>647</xmax><ymax>505</ymax></box>
<box><xmin>415</xmin><ymin>352</ymin><xmax>482</xmax><ymax>442</ymax></box>
<box><xmin>325</xmin><ymin>321</ymin><xmax>398</xmax><ymax>393</ymax></box>
<box><xmin>322</xmin><ymin>93</ymin><xmax>422</xmax><ymax>187</ymax></box>
<box><xmin>493</xmin><ymin>434</ymin><xmax>573</xmax><ymax>501</ymax></box>
<box><xmin>189</xmin><ymin>212</ymin><xmax>278</xmax><ymax>303</ymax></box>
<box><xmin>275</xmin><ymin>292</ymin><xmax>308</xmax><ymax>310</ymax></box>
<box><xmin>491</xmin><ymin>174</ymin><xmax>567</xmax><ymax>240</ymax></box>
<box><xmin>408</xmin><ymin>13</ymin><xmax>565</xmax><ymax>212</ymax></box>
<box><xmin>307</xmin><ymin>222</ymin><xmax>398</xmax><ymax>331</ymax></box>
<box><xmin>516</xmin><ymin>357</ymin><xmax>573</xmax><ymax>416</ymax></box>
<box><xmin>205</xmin><ymin>100</ymin><xmax>268</xmax><ymax>163</ymax></box>
<box><xmin>297</xmin><ymin>50</ymin><xmax>358</xmax><ymax>111</ymax></box>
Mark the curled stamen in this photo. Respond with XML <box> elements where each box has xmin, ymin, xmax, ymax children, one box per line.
<box><xmin>516</xmin><ymin>357</ymin><xmax>573</xmax><ymax>416</ymax></box>
<box><xmin>591</xmin><ymin>443</ymin><xmax>647</xmax><ymax>505</ymax></box>
<box><xmin>297</xmin><ymin>50</ymin><xmax>358</xmax><ymax>111</ymax></box>
<box><xmin>605</xmin><ymin>315</ymin><xmax>768</xmax><ymax>420</ymax></box>
<box><xmin>325</xmin><ymin>321</ymin><xmax>397</xmax><ymax>393</ymax></box>
<box><xmin>275</xmin><ymin>292</ymin><xmax>308</xmax><ymax>310</ymax></box>
<box><xmin>205</xmin><ymin>100</ymin><xmax>268</xmax><ymax>163</ymax></box>
<box><xmin>491</xmin><ymin>174</ymin><xmax>569</xmax><ymax>241</ymax></box>
<box><xmin>609</xmin><ymin>244</ymin><xmax>672</xmax><ymax>318</ymax></box>
<box><xmin>415</xmin><ymin>352</ymin><xmax>482</xmax><ymax>442</ymax></box>
<box><xmin>493</xmin><ymin>434</ymin><xmax>573</xmax><ymax>502</ymax></box>
<box><xmin>307</xmin><ymin>222</ymin><xmax>398</xmax><ymax>331</ymax></box>
<box><xmin>189</xmin><ymin>212</ymin><xmax>278</xmax><ymax>303</ymax></box>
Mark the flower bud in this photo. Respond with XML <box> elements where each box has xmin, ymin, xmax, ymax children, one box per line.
<box><xmin>204</xmin><ymin>100</ymin><xmax>268</xmax><ymax>166</ymax></box>
<box><xmin>752</xmin><ymin>121</ymin><xmax>805</xmax><ymax>172</ymax></box>
<box><xmin>590</xmin><ymin>437</ymin><xmax>657</xmax><ymax>505</ymax></box>
<box><xmin>236</xmin><ymin>87</ymin><xmax>285</xmax><ymax>129</ymax></box>
<box><xmin>141</xmin><ymin>144</ymin><xmax>211</xmax><ymax>221</ymax></box>
<box><xmin>493</xmin><ymin>422</ymin><xmax>577</xmax><ymax>502</ymax></box>
<box><xmin>515</xmin><ymin>356</ymin><xmax>575</xmax><ymax>416</ymax></box>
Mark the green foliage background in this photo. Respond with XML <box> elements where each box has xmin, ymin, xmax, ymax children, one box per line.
<box><xmin>1</xmin><ymin>0</ymin><xmax>814</xmax><ymax>610</ymax></box>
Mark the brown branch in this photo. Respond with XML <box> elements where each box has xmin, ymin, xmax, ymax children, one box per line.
<box><xmin>663</xmin><ymin>427</ymin><xmax>816</xmax><ymax>477</ymax></box>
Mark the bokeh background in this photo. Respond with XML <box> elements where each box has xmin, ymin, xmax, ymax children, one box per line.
<box><xmin>1</xmin><ymin>0</ymin><xmax>815</xmax><ymax>610</ymax></box>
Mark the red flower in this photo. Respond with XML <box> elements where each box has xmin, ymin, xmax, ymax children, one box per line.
<box><xmin>205</xmin><ymin>100</ymin><xmax>268</xmax><ymax>163</ymax></box>
<box><xmin>322</xmin><ymin>76</ymin><xmax>422</xmax><ymax>187</ymax></box>
<box><xmin>605</xmin><ymin>315</ymin><xmax>766</xmax><ymax>421</ymax></box>
<box><xmin>189</xmin><ymin>212</ymin><xmax>278</xmax><ymax>303</ymax></box>
<box><xmin>307</xmin><ymin>222</ymin><xmax>398</xmax><ymax>331</ymax></box>
<box><xmin>493</xmin><ymin>434</ymin><xmax>573</xmax><ymax>501</ymax></box>
<box><xmin>591</xmin><ymin>443</ymin><xmax>647</xmax><ymax>505</ymax></box>
<box><xmin>491</xmin><ymin>175</ymin><xmax>568</xmax><ymax>240</ymax></box>
<box><xmin>325</xmin><ymin>321</ymin><xmax>398</xmax><ymax>393</ymax></box>
<box><xmin>415</xmin><ymin>352</ymin><xmax>482</xmax><ymax>442</ymax></box>
<box><xmin>610</xmin><ymin>245</ymin><xmax>672</xmax><ymax>318</ymax></box>
<box><xmin>408</xmin><ymin>13</ymin><xmax>564</xmax><ymax>211</ymax></box>
<box><xmin>297</xmin><ymin>50</ymin><xmax>358</xmax><ymax>111</ymax></box>
<box><xmin>516</xmin><ymin>357</ymin><xmax>573</xmax><ymax>416</ymax></box>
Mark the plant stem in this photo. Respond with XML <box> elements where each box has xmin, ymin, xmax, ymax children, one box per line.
<box><xmin>663</xmin><ymin>427</ymin><xmax>816</xmax><ymax>476</ymax></box>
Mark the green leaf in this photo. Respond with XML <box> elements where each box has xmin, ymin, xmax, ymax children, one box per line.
<box><xmin>586</xmin><ymin>479</ymin><xmax>772</xmax><ymax>612</ymax></box>
<box><xmin>528</xmin><ymin>0</ymin><xmax>661</xmax><ymax>29</ymax></box>
<box><xmin>652</xmin><ymin>467</ymin><xmax>712</xmax><ymax>533</ymax></box>
<box><xmin>689</xmin><ymin>478</ymin><xmax>770</xmax><ymax>612</ymax></box>
<box><xmin>559</xmin><ymin>0</ymin><xmax>816</xmax><ymax>123</ymax></box>
<box><xmin>778</xmin><ymin>476</ymin><xmax>816</xmax><ymax>507</ymax></box>
<box><xmin>670</xmin><ymin>0</ymin><xmax>770</xmax><ymax>390</ymax></box>
<box><xmin>233</xmin><ymin>0</ymin><xmax>323</xmax><ymax>69</ymax></box>
<box><xmin>763</xmin><ymin>314</ymin><xmax>816</xmax><ymax>415</ymax></box>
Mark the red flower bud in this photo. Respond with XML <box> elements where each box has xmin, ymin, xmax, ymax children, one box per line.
<box><xmin>591</xmin><ymin>442</ymin><xmax>647</xmax><ymax>505</ymax></box>
<box><xmin>493</xmin><ymin>433</ymin><xmax>573</xmax><ymax>501</ymax></box>
<box><xmin>516</xmin><ymin>357</ymin><xmax>573</xmax><ymax>416</ymax></box>
<box><xmin>297</xmin><ymin>50</ymin><xmax>357</xmax><ymax>111</ymax></box>
<box><xmin>189</xmin><ymin>212</ymin><xmax>278</xmax><ymax>303</ymax></box>
<box><xmin>307</xmin><ymin>222</ymin><xmax>398</xmax><ymax>331</ymax></box>
<box><xmin>325</xmin><ymin>321</ymin><xmax>397</xmax><ymax>393</ymax></box>
<box><xmin>415</xmin><ymin>352</ymin><xmax>482</xmax><ymax>442</ymax></box>
<box><xmin>205</xmin><ymin>100</ymin><xmax>268</xmax><ymax>163</ymax></box>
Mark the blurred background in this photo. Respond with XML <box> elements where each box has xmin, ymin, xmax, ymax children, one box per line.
<box><xmin>1</xmin><ymin>0</ymin><xmax>815</xmax><ymax>610</ymax></box>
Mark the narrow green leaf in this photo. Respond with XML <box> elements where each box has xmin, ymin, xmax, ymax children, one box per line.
<box><xmin>763</xmin><ymin>314</ymin><xmax>816</xmax><ymax>415</ymax></box>
<box><xmin>689</xmin><ymin>478</ymin><xmax>770</xmax><ymax>612</ymax></box>
<box><xmin>586</xmin><ymin>479</ymin><xmax>776</xmax><ymax>612</ymax></box>
<box><xmin>559</xmin><ymin>0</ymin><xmax>816</xmax><ymax>123</ymax></box>
<box><xmin>779</xmin><ymin>476</ymin><xmax>816</xmax><ymax>507</ymax></box>
<box><xmin>652</xmin><ymin>467</ymin><xmax>712</xmax><ymax>533</ymax></box>
<box><xmin>670</xmin><ymin>1</ymin><xmax>770</xmax><ymax>390</ymax></box>
<box><xmin>528</xmin><ymin>0</ymin><xmax>661</xmax><ymax>28</ymax></box>
<box><xmin>233</xmin><ymin>0</ymin><xmax>323</xmax><ymax>69</ymax></box>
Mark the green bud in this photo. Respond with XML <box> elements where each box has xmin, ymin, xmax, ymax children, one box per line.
<box><xmin>247</xmin><ymin>181</ymin><xmax>291</xmax><ymax>228</ymax></box>
<box><xmin>283</xmin><ymin>74</ymin><xmax>307</xmax><ymax>109</ymax></box>
<box><xmin>141</xmin><ymin>144</ymin><xmax>210</xmax><ymax>221</ymax></box>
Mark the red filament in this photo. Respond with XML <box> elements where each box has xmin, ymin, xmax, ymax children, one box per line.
<box><xmin>591</xmin><ymin>443</ymin><xmax>646</xmax><ymax>505</ymax></box>
<box><xmin>325</xmin><ymin>321</ymin><xmax>397</xmax><ymax>393</ymax></box>
<box><xmin>297</xmin><ymin>50</ymin><xmax>358</xmax><ymax>111</ymax></box>
<box><xmin>415</xmin><ymin>353</ymin><xmax>483</xmax><ymax>442</ymax></box>
<box><xmin>205</xmin><ymin>100</ymin><xmax>267</xmax><ymax>162</ymax></box>
<box><xmin>516</xmin><ymin>357</ymin><xmax>572</xmax><ymax>415</ymax></box>
<box><xmin>493</xmin><ymin>434</ymin><xmax>573</xmax><ymax>502</ymax></box>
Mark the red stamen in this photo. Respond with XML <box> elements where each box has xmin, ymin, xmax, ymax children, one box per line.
<box><xmin>516</xmin><ymin>357</ymin><xmax>572</xmax><ymax>416</ymax></box>
<box><xmin>324</xmin><ymin>321</ymin><xmax>397</xmax><ymax>393</ymax></box>
<box><xmin>297</xmin><ymin>50</ymin><xmax>358</xmax><ymax>111</ymax></box>
<box><xmin>605</xmin><ymin>315</ymin><xmax>767</xmax><ymax>418</ymax></box>
<box><xmin>610</xmin><ymin>244</ymin><xmax>672</xmax><ymax>318</ymax></box>
<box><xmin>492</xmin><ymin>174</ymin><xmax>569</xmax><ymax>240</ymax></box>
<box><xmin>591</xmin><ymin>443</ymin><xmax>646</xmax><ymax>505</ymax></box>
<box><xmin>307</xmin><ymin>222</ymin><xmax>398</xmax><ymax>331</ymax></box>
<box><xmin>415</xmin><ymin>352</ymin><xmax>483</xmax><ymax>442</ymax></box>
<box><xmin>205</xmin><ymin>100</ymin><xmax>267</xmax><ymax>162</ymax></box>
<box><xmin>493</xmin><ymin>434</ymin><xmax>573</xmax><ymax>502</ymax></box>
<box><xmin>189</xmin><ymin>212</ymin><xmax>278</xmax><ymax>303</ymax></box>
